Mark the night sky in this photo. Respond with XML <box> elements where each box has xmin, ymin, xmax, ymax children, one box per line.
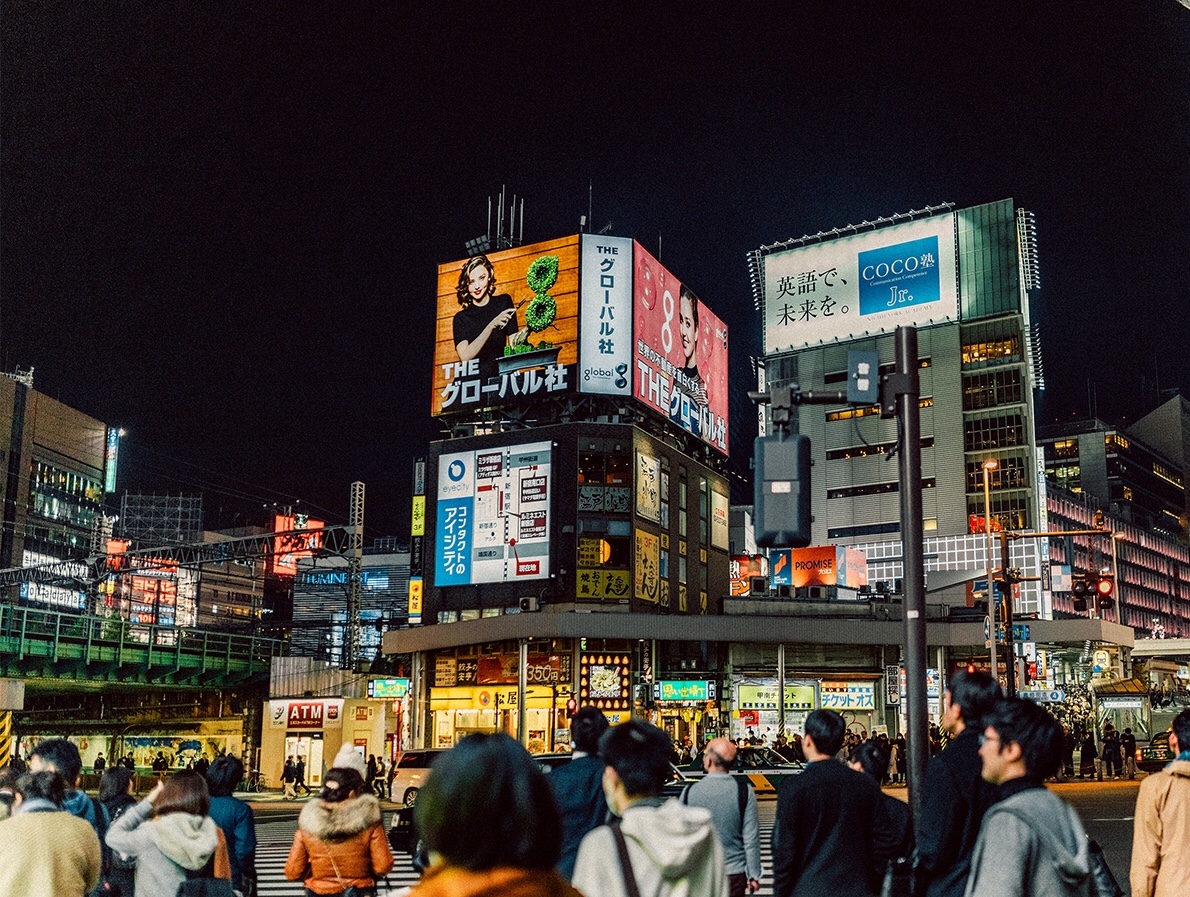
<box><xmin>3</xmin><ymin>3</ymin><xmax>1188</xmax><ymax>539</ymax></box>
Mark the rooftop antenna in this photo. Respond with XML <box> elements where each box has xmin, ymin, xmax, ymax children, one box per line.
<box><xmin>466</xmin><ymin>187</ymin><xmax>526</xmax><ymax>255</ymax></box>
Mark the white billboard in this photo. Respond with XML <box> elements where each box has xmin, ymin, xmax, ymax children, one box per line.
<box><xmin>762</xmin><ymin>213</ymin><xmax>958</xmax><ymax>353</ymax></box>
<box><xmin>579</xmin><ymin>234</ymin><xmax>633</xmax><ymax>394</ymax></box>
<box><xmin>436</xmin><ymin>440</ymin><xmax>552</xmax><ymax>585</ymax></box>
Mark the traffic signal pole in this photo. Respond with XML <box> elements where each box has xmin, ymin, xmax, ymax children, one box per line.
<box><xmin>888</xmin><ymin>327</ymin><xmax>929</xmax><ymax>830</ymax></box>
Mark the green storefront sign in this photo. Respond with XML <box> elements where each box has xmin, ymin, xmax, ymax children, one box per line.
<box><xmin>657</xmin><ymin>680</ymin><xmax>709</xmax><ymax>702</ymax></box>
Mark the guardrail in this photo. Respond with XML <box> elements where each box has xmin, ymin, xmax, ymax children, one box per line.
<box><xmin>0</xmin><ymin>604</ymin><xmax>287</xmax><ymax>685</ymax></box>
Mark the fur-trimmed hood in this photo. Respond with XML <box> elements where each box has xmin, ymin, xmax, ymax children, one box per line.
<box><xmin>297</xmin><ymin>792</ymin><xmax>382</xmax><ymax>842</ymax></box>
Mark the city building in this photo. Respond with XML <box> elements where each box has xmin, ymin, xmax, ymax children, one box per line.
<box><xmin>750</xmin><ymin>199</ymin><xmax>1050</xmax><ymax>612</ymax></box>
<box><xmin>1</xmin><ymin>369</ymin><xmax>114</xmax><ymax>610</ymax></box>
<box><xmin>1037</xmin><ymin>418</ymin><xmax>1187</xmax><ymax>542</ymax></box>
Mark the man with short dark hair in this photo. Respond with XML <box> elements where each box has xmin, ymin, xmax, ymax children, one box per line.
<box><xmin>965</xmin><ymin>698</ymin><xmax>1091</xmax><ymax>897</ymax></box>
<box><xmin>917</xmin><ymin>670</ymin><xmax>1001</xmax><ymax>897</ymax></box>
<box><xmin>550</xmin><ymin>706</ymin><xmax>610</xmax><ymax>881</ymax></box>
<box><xmin>572</xmin><ymin>719</ymin><xmax>728</xmax><ymax>897</ymax></box>
<box><xmin>206</xmin><ymin>755</ymin><xmax>258</xmax><ymax>896</ymax></box>
<box><xmin>682</xmin><ymin>737</ymin><xmax>761</xmax><ymax>895</ymax></box>
<box><xmin>1131</xmin><ymin>708</ymin><xmax>1190</xmax><ymax>897</ymax></box>
<box><xmin>773</xmin><ymin>709</ymin><xmax>898</xmax><ymax>897</ymax></box>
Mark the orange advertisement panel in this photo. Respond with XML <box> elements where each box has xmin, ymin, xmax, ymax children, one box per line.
<box><xmin>432</xmin><ymin>236</ymin><xmax>581</xmax><ymax>416</ymax></box>
<box><xmin>272</xmin><ymin>514</ymin><xmax>325</xmax><ymax>576</ymax></box>
<box><xmin>729</xmin><ymin>555</ymin><xmax>768</xmax><ymax>596</ymax></box>
<box><xmin>769</xmin><ymin>546</ymin><xmax>837</xmax><ymax>588</ymax></box>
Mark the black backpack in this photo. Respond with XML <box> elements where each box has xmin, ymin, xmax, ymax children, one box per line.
<box><xmin>89</xmin><ymin>796</ymin><xmax>125</xmax><ymax>897</ymax></box>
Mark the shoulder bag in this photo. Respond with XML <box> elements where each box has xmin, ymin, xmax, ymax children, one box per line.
<box><xmin>610</xmin><ymin>821</ymin><xmax>642</xmax><ymax>897</ymax></box>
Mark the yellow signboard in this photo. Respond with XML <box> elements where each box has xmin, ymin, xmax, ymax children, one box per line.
<box><xmin>737</xmin><ymin>683</ymin><xmax>816</xmax><ymax>711</ymax></box>
<box><xmin>635</xmin><ymin>530</ymin><xmax>660</xmax><ymax>602</ymax></box>
<box><xmin>408</xmin><ymin>577</ymin><xmax>423</xmax><ymax>615</ymax></box>
<box><xmin>576</xmin><ymin>568</ymin><xmax>631</xmax><ymax>600</ymax></box>
<box><xmin>411</xmin><ymin>495</ymin><xmax>426</xmax><ymax>537</ymax></box>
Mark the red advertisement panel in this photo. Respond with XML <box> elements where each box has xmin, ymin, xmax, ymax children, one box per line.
<box><xmin>632</xmin><ymin>243</ymin><xmax>728</xmax><ymax>454</ymax></box>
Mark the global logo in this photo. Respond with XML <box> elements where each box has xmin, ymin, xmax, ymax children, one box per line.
<box><xmin>447</xmin><ymin>460</ymin><xmax>466</xmax><ymax>482</ymax></box>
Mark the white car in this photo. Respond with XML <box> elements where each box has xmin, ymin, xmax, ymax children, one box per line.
<box><xmin>387</xmin><ymin>749</ymin><xmax>447</xmax><ymax>805</ymax></box>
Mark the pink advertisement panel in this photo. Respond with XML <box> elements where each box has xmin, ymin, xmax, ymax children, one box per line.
<box><xmin>632</xmin><ymin>243</ymin><xmax>729</xmax><ymax>454</ymax></box>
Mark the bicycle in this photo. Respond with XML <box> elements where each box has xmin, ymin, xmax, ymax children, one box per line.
<box><xmin>244</xmin><ymin>769</ymin><xmax>268</xmax><ymax>793</ymax></box>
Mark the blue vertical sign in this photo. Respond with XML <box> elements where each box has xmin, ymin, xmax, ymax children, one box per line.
<box><xmin>437</xmin><ymin>453</ymin><xmax>474</xmax><ymax>585</ymax></box>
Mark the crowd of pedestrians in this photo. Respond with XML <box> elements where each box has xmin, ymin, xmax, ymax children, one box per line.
<box><xmin>0</xmin><ymin>736</ymin><xmax>261</xmax><ymax>897</ymax></box>
<box><xmin>1</xmin><ymin>700</ymin><xmax>1186</xmax><ymax>897</ymax></box>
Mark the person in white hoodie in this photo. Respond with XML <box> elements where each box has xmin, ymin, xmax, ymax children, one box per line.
<box><xmin>572</xmin><ymin>719</ymin><xmax>728</xmax><ymax>897</ymax></box>
<box><xmin>106</xmin><ymin>770</ymin><xmax>231</xmax><ymax>897</ymax></box>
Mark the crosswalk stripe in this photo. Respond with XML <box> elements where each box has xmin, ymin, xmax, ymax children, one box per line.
<box><xmin>253</xmin><ymin>814</ymin><xmax>779</xmax><ymax>895</ymax></box>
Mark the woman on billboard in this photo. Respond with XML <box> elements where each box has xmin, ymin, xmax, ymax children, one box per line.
<box><xmin>670</xmin><ymin>286</ymin><xmax>708</xmax><ymax>430</ymax></box>
<box><xmin>453</xmin><ymin>254</ymin><xmax>522</xmax><ymax>385</ymax></box>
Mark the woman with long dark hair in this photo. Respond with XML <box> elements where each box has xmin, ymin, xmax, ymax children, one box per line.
<box><xmin>106</xmin><ymin>770</ymin><xmax>231</xmax><ymax>897</ymax></box>
<box><xmin>284</xmin><ymin>766</ymin><xmax>393</xmax><ymax>896</ymax></box>
<box><xmin>407</xmin><ymin>733</ymin><xmax>584</xmax><ymax>897</ymax></box>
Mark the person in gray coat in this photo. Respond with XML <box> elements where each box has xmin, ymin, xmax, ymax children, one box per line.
<box><xmin>681</xmin><ymin>737</ymin><xmax>761</xmax><ymax>895</ymax></box>
<box><xmin>106</xmin><ymin>772</ymin><xmax>229</xmax><ymax>897</ymax></box>
<box><xmin>965</xmin><ymin>698</ymin><xmax>1092</xmax><ymax>897</ymax></box>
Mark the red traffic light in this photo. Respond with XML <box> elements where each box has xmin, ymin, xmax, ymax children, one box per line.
<box><xmin>1096</xmin><ymin>576</ymin><xmax>1114</xmax><ymax>597</ymax></box>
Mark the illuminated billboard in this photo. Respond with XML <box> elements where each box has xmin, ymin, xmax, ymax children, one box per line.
<box><xmin>579</xmin><ymin>234</ymin><xmax>634</xmax><ymax>394</ymax></box>
<box><xmin>433</xmin><ymin>237</ymin><xmax>580</xmax><ymax>416</ymax></box>
<box><xmin>633</xmin><ymin>243</ymin><xmax>729</xmax><ymax>454</ymax></box>
<box><xmin>436</xmin><ymin>440</ymin><xmax>552</xmax><ymax>585</ymax></box>
<box><xmin>768</xmin><ymin>545</ymin><xmax>868</xmax><ymax>589</ymax></box>
<box><xmin>272</xmin><ymin>514</ymin><xmax>325</xmax><ymax>576</ymax></box>
<box><xmin>761</xmin><ymin>213</ymin><xmax>958</xmax><ymax>353</ymax></box>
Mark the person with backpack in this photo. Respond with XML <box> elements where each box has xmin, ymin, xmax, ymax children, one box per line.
<box><xmin>680</xmin><ymin>737</ymin><xmax>761</xmax><ymax>896</ymax></box>
<box><xmin>965</xmin><ymin>697</ymin><xmax>1092</xmax><ymax>897</ymax></box>
<box><xmin>572</xmin><ymin>719</ymin><xmax>728</xmax><ymax>897</ymax></box>
<box><xmin>98</xmin><ymin>767</ymin><xmax>139</xmax><ymax>897</ymax></box>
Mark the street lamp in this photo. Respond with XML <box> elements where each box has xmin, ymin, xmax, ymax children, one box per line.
<box><xmin>982</xmin><ymin>459</ymin><xmax>998</xmax><ymax>683</ymax></box>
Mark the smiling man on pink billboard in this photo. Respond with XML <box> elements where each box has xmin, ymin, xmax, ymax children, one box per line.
<box><xmin>632</xmin><ymin>242</ymin><xmax>728</xmax><ymax>454</ymax></box>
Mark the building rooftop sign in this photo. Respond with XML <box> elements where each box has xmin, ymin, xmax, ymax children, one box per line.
<box><xmin>759</xmin><ymin>212</ymin><xmax>959</xmax><ymax>354</ymax></box>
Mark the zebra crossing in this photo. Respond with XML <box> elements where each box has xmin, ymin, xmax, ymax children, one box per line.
<box><xmin>255</xmin><ymin>805</ymin><xmax>780</xmax><ymax>895</ymax></box>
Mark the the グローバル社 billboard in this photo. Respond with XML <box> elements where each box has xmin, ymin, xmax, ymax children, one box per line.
<box><xmin>633</xmin><ymin>243</ymin><xmax>729</xmax><ymax>454</ymax></box>
<box><xmin>433</xmin><ymin>237</ymin><xmax>579</xmax><ymax>416</ymax></box>
<box><xmin>761</xmin><ymin>213</ymin><xmax>958</xmax><ymax>353</ymax></box>
<box><xmin>436</xmin><ymin>440</ymin><xmax>551</xmax><ymax>585</ymax></box>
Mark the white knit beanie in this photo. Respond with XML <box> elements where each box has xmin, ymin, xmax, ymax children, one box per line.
<box><xmin>331</xmin><ymin>744</ymin><xmax>368</xmax><ymax>778</ymax></box>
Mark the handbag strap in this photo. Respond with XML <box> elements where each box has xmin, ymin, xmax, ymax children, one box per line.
<box><xmin>610</xmin><ymin>821</ymin><xmax>642</xmax><ymax>897</ymax></box>
<box><xmin>327</xmin><ymin>843</ymin><xmax>345</xmax><ymax>889</ymax></box>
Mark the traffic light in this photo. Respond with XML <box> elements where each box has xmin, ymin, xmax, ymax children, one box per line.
<box><xmin>1095</xmin><ymin>574</ymin><xmax>1114</xmax><ymax>610</ymax></box>
<box><xmin>1072</xmin><ymin>577</ymin><xmax>1091</xmax><ymax>611</ymax></box>
<box><xmin>754</xmin><ymin>434</ymin><xmax>812</xmax><ymax>548</ymax></box>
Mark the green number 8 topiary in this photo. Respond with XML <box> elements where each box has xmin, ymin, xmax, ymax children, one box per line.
<box><xmin>525</xmin><ymin>255</ymin><xmax>559</xmax><ymax>294</ymax></box>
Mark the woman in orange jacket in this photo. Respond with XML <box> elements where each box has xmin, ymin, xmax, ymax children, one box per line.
<box><xmin>284</xmin><ymin>767</ymin><xmax>394</xmax><ymax>896</ymax></box>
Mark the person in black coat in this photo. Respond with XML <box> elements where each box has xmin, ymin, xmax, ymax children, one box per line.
<box><xmin>849</xmin><ymin>741</ymin><xmax>912</xmax><ymax>860</ymax></box>
<box><xmin>773</xmin><ymin>710</ymin><xmax>899</xmax><ymax>897</ymax></box>
<box><xmin>98</xmin><ymin>766</ymin><xmax>138</xmax><ymax>897</ymax></box>
<box><xmin>548</xmin><ymin>706</ymin><xmax>610</xmax><ymax>882</ymax></box>
<box><xmin>916</xmin><ymin>671</ymin><xmax>1002</xmax><ymax>897</ymax></box>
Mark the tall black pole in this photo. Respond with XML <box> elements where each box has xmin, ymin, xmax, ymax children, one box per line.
<box><xmin>895</xmin><ymin>326</ymin><xmax>929</xmax><ymax>831</ymax></box>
